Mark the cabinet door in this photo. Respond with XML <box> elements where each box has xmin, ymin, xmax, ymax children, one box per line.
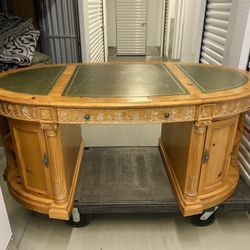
<box><xmin>9</xmin><ymin>120</ymin><xmax>52</xmax><ymax>198</ymax></box>
<box><xmin>199</xmin><ymin>116</ymin><xmax>238</xmax><ymax>194</ymax></box>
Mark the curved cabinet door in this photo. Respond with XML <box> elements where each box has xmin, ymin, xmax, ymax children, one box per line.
<box><xmin>9</xmin><ymin>120</ymin><xmax>53</xmax><ymax>198</ymax></box>
<box><xmin>199</xmin><ymin>116</ymin><xmax>239</xmax><ymax>194</ymax></box>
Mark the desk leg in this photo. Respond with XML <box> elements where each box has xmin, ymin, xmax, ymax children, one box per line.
<box><xmin>184</xmin><ymin>124</ymin><xmax>207</xmax><ymax>202</ymax></box>
<box><xmin>41</xmin><ymin>124</ymin><xmax>68</xmax><ymax>204</ymax></box>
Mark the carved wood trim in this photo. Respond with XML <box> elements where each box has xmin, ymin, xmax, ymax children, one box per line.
<box><xmin>40</xmin><ymin>123</ymin><xmax>58</xmax><ymax>131</ymax></box>
<box><xmin>1</xmin><ymin>96</ymin><xmax>250</xmax><ymax>124</ymax></box>
<box><xmin>37</xmin><ymin>107</ymin><xmax>57</xmax><ymax>122</ymax></box>
<box><xmin>195</xmin><ymin>104</ymin><xmax>215</xmax><ymax>127</ymax></box>
<box><xmin>0</xmin><ymin>102</ymin><xmax>38</xmax><ymax>121</ymax></box>
<box><xmin>214</xmin><ymin>97</ymin><xmax>250</xmax><ymax>119</ymax></box>
<box><xmin>0</xmin><ymin>102</ymin><xmax>57</xmax><ymax>123</ymax></box>
<box><xmin>57</xmin><ymin>106</ymin><xmax>196</xmax><ymax>124</ymax></box>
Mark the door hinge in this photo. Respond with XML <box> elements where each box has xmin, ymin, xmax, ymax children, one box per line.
<box><xmin>43</xmin><ymin>153</ymin><xmax>49</xmax><ymax>168</ymax></box>
<box><xmin>203</xmin><ymin>149</ymin><xmax>209</xmax><ymax>164</ymax></box>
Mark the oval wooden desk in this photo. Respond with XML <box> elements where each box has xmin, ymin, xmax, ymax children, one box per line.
<box><xmin>0</xmin><ymin>62</ymin><xmax>250</xmax><ymax>220</ymax></box>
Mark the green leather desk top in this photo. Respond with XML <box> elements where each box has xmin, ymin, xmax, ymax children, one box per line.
<box><xmin>0</xmin><ymin>63</ymin><xmax>248</xmax><ymax>98</ymax></box>
<box><xmin>178</xmin><ymin>64</ymin><xmax>248</xmax><ymax>92</ymax></box>
<box><xmin>63</xmin><ymin>64</ymin><xmax>187</xmax><ymax>97</ymax></box>
<box><xmin>0</xmin><ymin>66</ymin><xmax>65</xmax><ymax>95</ymax></box>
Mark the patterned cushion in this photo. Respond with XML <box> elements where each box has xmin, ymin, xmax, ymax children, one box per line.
<box><xmin>0</xmin><ymin>13</ymin><xmax>40</xmax><ymax>69</ymax></box>
<box><xmin>0</xmin><ymin>18</ymin><xmax>34</xmax><ymax>48</ymax></box>
<box><xmin>0</xmin><ymin>13</ymin><xmax>22</xmax><ymax>34</ymax></box>
<box><xmin>0</xmin><ymin>29</ymin><xmax>40</xmax><ymax>66</ymax></box>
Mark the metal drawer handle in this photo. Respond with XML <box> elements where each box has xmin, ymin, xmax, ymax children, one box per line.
<box><xmin>164</xmin><ymin>113</ymin><xmax>170</xmax><ymax>119</ymax></box>
<box><xmin>84</xmin><ymin>114</ymin><xmax>90</xmax><ymax>121</ymax></box>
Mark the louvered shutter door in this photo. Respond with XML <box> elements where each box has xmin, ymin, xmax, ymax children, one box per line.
<box><xmin>116</xmin><ymin>0</ymin><xmax>148</xmax><ymax>55</ymax></box>
<box><xmin>200</xmin><ymin>0</ymin><xmax>232</xmax><ymax>65</ymax></box>
<box><xmin>239</xmin><ymin>56</ymin><xmax>250</xmax><ymax>186</ymax></box>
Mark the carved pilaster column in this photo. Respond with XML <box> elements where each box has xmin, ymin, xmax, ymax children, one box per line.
<box><xmin>184</xmin><ymin>119</ymin><xmax>211</xmax><ymax>202</ymax></box>
<box><xmin>41</xmin><ymin>123</ymin><xmax>68</xmax><ymax>204</ymax></box>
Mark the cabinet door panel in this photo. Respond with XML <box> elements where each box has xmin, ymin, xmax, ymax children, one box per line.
<box><xmin>199</xmin><ymin>116</ymin><xmax>238</xmax><ymax>194</ymax></box>
<box><xmin>10</xmin><ymin>121</ymin><xmax>52</xmax><ymax>197</ymax></box>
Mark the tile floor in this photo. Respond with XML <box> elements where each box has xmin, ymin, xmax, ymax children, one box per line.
<box><xmin>1</xmin><ymin>148</ymin><xmax>250</xmax><ymax>250</ymax></box>
<box><xmin>107</xmin><ymin>46</ymin><xmax>164</xmax><ymax>62</ymax></box>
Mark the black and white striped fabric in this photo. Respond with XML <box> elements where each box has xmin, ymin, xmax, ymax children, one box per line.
<box><xmin>1</xmin><ymin>29</ymin><xmax>40</xmax><ymax>65</ymax></box>
<box><xmin>0</xmin><ymin>13</ymin><xmax>40</xmax><ymax>71</ymax></box>
<box><xmin>0</xmin><ymin>14</ymin><xmax>21</xmax><ymax>34</ymax></box>
<box><xmin>0</xmin><ymin>18</ymin><xmax>34</xmax><ymax>46</ymax></box>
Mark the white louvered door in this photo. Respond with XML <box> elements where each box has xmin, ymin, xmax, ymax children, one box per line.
<box><xmin>239</xmin><ymin>112</ymin><xmax>250</xmax><ymax>186</ymax></box>
<box><xmin>116</xmin><ymin>0</ymin><xmax>148</xmax><ymax>55</ymax></box>
<box><xmin>239</xmin><ymin>56</ymin><xmax>250</xmax><ymax>185</ymax></box>
<box><xmin>200</xmin><ymin>0</ymin><xmax>232</xmax><ymax>65</ymax></box>
<box><xmin>84</xmin><ymin>0</ymin><xmax>106</xmax><ymax>62</ymax></box>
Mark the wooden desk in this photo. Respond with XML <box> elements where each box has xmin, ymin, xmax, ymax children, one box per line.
<box><xmin>0</xmin><ymin>62</ymin><xmax>249</xmax><ymax>220</ymax></box>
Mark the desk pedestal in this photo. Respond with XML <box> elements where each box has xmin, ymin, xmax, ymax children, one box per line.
<box><xmin>1</xmin><ymin>117</ymin><xmax>83</xmax><ymax>220</ymax></box>
<box><xmin>160</xmin><ymin>115</ymin><xmax>241</xmax><ymax>216</ymax></box>
<box><xmin>1</xmin><ymin>114</ymin><xmax>244</xmax><ymax>219</ymax></box>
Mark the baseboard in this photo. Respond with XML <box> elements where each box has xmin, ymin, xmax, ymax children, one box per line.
<box><xmin>6</xmin><ymin>237</ymin><xmax>17</xmax><ymax>250</ymax></box>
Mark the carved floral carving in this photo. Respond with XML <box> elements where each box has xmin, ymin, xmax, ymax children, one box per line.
<box><xmin>0</xmin><ymin>102</ymin><xmax>56</xmax><ymax>123</ymax></box>
<box><xmin>214</xmin><ymin>97</ymin><xmax>250</xmax><ymax>118</ymax></box>
<box><xmin>195</xmin><ymin>104</ymin><xmax>215</xmax><ymax>127</ymax></box>
<box><xmin>38</xmin><ymin>108</ymin><xmax>56</xmax><ymax>122</ymax></box>
<box><xmin>0</xmin><ymin>102</ymin><xmax>37</xmax><ymax>121</ymax></box>
<box><xmin>40</xmin><ymin>123</ymin><xmax>58</xmax><ymax>136</ymax></box>
<box><xmin>57</xmin><ymin>106</ymin><xmax>196</xmax><ymax>124</ymax></box>
<box><xmin>1</xmin><ymin>96</ymin><xmax>250</xmax><ymax>124</ymax></box>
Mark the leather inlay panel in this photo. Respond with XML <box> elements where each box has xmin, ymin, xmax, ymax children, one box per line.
<box><xmin>63</xmin><ymin>64</ymin><xmax>188</xmax><ymax>97</ymax></box>
<box><xmin>178</xmin><ymin>64</ymin><xmax>248</xmax><ymax>93</ymax></box>
<box><xmin>0</xmin><ymin>66</ymin><xmax>65</xmax><ymax>95</ymax></box>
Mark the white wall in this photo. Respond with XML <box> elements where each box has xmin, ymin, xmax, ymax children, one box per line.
<box><xmin>0</xmin><ymin>187</ymin><xmax>12</xmax><ymax>250</ymax></box>
<box><xmin>106</xmin><ymin>0</ymin><xmax>164</xmax><ymax>47</ymax></box>
<box><xmin>147</xmin><ymin>0</ymin><xmax>163</xmax><ymax>47</ymax></box>
<box><xmin>78</xmin><ymin>0</ymin><xmax>89</xmax><ymax>61</ymax></box>
<box><xmin>181</xmin><ymin>0</ymin><xmax>203</xmax><ymax>62</ymax></box>
<box><xmin>194</xmin><ymin>0</ymin><xmax>207</xmax><ymax>62</ymax></box>
<box><xmin>106</xmin><ymin>0</ymin><xmax>116</xmax><ymax>47</ymax></box>
<box><xmin>82</xmin><ymin>124</ymin><xmax>161</xmax><ymax>147</ymax></box>
<box><xmin>223</xmin><ymin>0</ymin><xmax>250</xmax><ymax>69</ymax></box>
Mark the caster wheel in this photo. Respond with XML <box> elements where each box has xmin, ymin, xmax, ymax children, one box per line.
<box><xmin>189</xmin><ymin>206</ymin><xmax>220</xmax><ymax>226</ymax></box>
<box><xmin>67</xmin><ymin>213</ymin><xmax>92</xmax><ymax>228</ymax></box>
<box><xmin>189</xmin><ymin>212</ymin><xmax>216</xmax><ymax>226</ymax></box>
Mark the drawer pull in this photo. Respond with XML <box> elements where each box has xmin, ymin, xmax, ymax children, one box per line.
<box><xmin>84</xmin><ymin>114</ymin><xmax>90</xmax><ymax>121</ymax></box>
<box><xmin>164</xmin><ymin>113</ymin><xmax>170</xmax><ymax>119</ymax></box>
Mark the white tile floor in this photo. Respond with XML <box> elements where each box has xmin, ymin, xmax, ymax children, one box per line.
<box><xmin>1</xmin><ymin>150</ymin><xmax>250</xmax><ymax>250</ymax></box>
